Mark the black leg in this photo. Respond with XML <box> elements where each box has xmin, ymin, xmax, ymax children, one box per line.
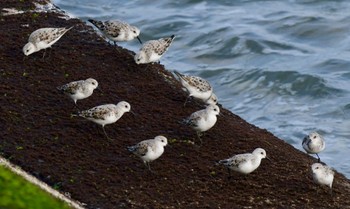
<box><xmin>227</xmin><ymin>168</ymin><xmax>232</xmax><ymax>180</ymax></box>
<box><xmin>102</xmin><ymin>126</ymin><xmax>113</xmax><ymax>140</ymax></box>
<box><xmin>316</xmin><ymin>153</ymin><xmax>321</xmax><ymax>162</ymax></box>
<box><xmin>330</xmin><ymin>187</ymin><xmax>333</xmax><ymax>196</ymax></box>
<box><xmin>47</xmin><ymin>47</ymin><xmax>52</xmax><ymax>59</ymax></box>
<box><xmin>144</xmin><ymin>161</ymin><xmax>156</xmax><ymax>174</ymax></box>
<box><xmin>142</xmin><ymin>64</ymin><xmax>150</xmax><ymax>71</ymax></box>
<box><xmin>42</xmin><ymin>49</ymin><xmax>46</xmax><ymax>60</ymax></box>
<box><xmin>184</xmin><ymin>96</ymin><xmax>190</xmax><ymax>107</ymax></box>
<box><xmin>196</xmin><ymin>131</ymin><xmax>203</xmax><ymax>146</ymax></box>
<box><xmin>73</xmin><ymin>102</ymin><xmax>80</xmax><ymax>110</ymax></box>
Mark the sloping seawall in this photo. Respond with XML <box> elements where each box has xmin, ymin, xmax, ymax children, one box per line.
<box><xmin>1</xmin><ymin>0</ymin><xmax>350</xmax><ymax>208</ymax></box>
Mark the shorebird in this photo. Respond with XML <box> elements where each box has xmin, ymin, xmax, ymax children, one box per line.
<box><xmin>311</xmin><ymin>163</ymin><xmax>334</xmax><ymax>195</ymax></box>
<box><xmin>75</xmin><ymin>101</ymin><xmax>131</xmax><ymax>140</ymax></box>
<box><xmin>302</xmin><ymin>132</ymin><xmax>325</xmax><ymax>162</ymax></box>
<box><xmin>174</xmin><ymin>71</ymin><xmax>217</xmax><ymax>106</ymax></box>
<box><xmin>127</xmin><ymin>135</ymin><xmax>168</xmax><ymax>171</ymax></box>
<box><xmin>217</xmin><ymin>148</ymin><xmax>268</xmax><ymax>178</ymax></box>
<box><xmin>183</xmin><ymin>104</ymin><xmax>220</xmax><ymax>144</ymax></box>
<box><xmin>23</xmin><ymin>27</ymin><xmax>73</xmax><ymax>57</ymax></box>
<box><xmin>134</xmin><ymin>35</ymin><xmax>175</xmax><ymax>65</ymax></box>
<box><xmin>88</xmin><ymin>19</ymin><xmax>142</xmax><ymax>45</ymax></box>
<box><xmin>57</xmin><ymin>78</ymin><xmax>98</xmax><ymax>107</ymax></box>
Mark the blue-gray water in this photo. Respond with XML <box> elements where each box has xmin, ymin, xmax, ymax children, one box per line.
<box><xmin>53</xmin><ymin>0</ymin><xmax>350</xmax><ymax>177</ymax></box>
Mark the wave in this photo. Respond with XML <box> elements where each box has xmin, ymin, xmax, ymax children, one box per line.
<box><xmin>216</xmin><ymin>68</ymin><xmax>343</xmax><ymax>98</ymax></box>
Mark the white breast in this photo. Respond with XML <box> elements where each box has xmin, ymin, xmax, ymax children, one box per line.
<box><xmin>141</xmin><ymin>145</ymin><xmax>164</xmax><ymax>162</ymax></box>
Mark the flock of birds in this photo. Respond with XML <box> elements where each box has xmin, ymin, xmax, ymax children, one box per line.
<box><xmin>22</xmin><ymin>18</ymin><xmax>334</xmax><ymax>194</ymax></box>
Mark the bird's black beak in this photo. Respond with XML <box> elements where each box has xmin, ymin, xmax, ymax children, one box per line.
<box><xmin>137</xmin><ymin>36</ymin><xmax>142</xmax><ymax>44</ymax></box>
<box><xmin>96</xmin><ymin>86</ymin><xmax>103</xmax><ymax>93</ymax></box>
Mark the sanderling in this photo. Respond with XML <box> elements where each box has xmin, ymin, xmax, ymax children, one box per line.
<box><xmin>174</xmin><ymin>71</ymin><xmax>216</xmax><ymax>106</ymax></box>
<box><xmin>75</xmin><ymin>101</ymin><xmax>131</xmax><ymax>140</ymax></box>
<box><xmin>217</xmin><ymin>148</ymin><xmax>268</xmax><ymax>178</ymax></box>
<box><xmin>206</xmin><ymin>93</ymin><xmax>218</xmax><ymax>105</ymax></box>
<box><xmin>134</xmin><ymin>35</ymin><xmax>175</xmax><ymax>64</ymax></box>
<box><xmin>311</xmin><ymin>163</ymin><xmax>334</xmax><ymax>194</ymax></box>
<box><xmin>127</xmin><ymin>135</ymin><xmax>168</xmax><ymax>171</ymax></box>
<box><xmin>183</xmin><ymin>104</ymin><xmax>220</xmax><ymax>144</ymax></box>
<box><xmin>57</xmin><ymin>78</ymin><xmax>98</xmax><ymax>107</ymax></box>
<box><xmin>302</xmin><ymin>132</ymin><xmax>325</xmax><ymax>162</ymax></box>
<box><xmin>23</xmin><ymin>27</ymin><xmax>73</xmax><ymax>56</ymax></box>
<box><xmin>88</xmin><ymin>19</ymin><xmax>142</xmax><ymax>45</ymax></box>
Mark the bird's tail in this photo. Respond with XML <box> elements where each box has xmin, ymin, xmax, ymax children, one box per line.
<box><xmin>88</xmin><ymin>19</ymin><xmax>104</xmax><ymax>28</ymax></box>
<box><xmin>127</xmin><ymin>145</ymin><xmax>136</xmax><ymax>153</ymax></box>
<box><xmin>216</xmin><ymin>159</ymin><xmax>229</xmax><ymax>166</ymax></box>
<box><xmin>66</xmin><ymin>26</ymin><xmax>74</xmax><ymax>31</ymax></box>
<box><xmin>71</xmin><ymin>110</ymin><xmax>84</xmax><ymax>118</ymax></box>
<box><xmin>173</xmin><ymin>71</ymin><xmax>184</xmax><ymax>80</ymax></box>
<box><xmin>56</xmin><ymin>85</ymin><xmax>64</xmax><ymax>92</ymax></box>
<box><xmin>177</xmin><ymin>117</ymin><xmax>191</xmax><ymax>126</ymax></box>
<box><xmin>60</xmin><ymin>26</ymin><xmax>74</xmax><ymax>36</ymax></box>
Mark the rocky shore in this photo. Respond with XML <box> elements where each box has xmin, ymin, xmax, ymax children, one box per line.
<box><xmin>1</xmin><ymin>0</ymin><xmax>350</xmax><ymax>208</ymax></box>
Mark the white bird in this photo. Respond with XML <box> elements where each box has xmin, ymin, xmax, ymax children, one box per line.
<box><xmin>174</xmin><ymin>71</ymin><xmax>217</xmax><ymax>106</ymax></box>
<box><xmin>217</xmin><ymin>148</ymin><xmax>268</xmax><ymax>178</ymax></box>
<box><xmin>57</xmin><ymin>78</ymin><xmax>98</xmax><ymax>107</ymax></box>
<box><xmin>134</xmin><ymin>35</ymin><xmax>175</xmax><ymax>64</ymax></box>
<box><xmin>183</xmin><ymin>104</ymin><xmax>220</xmax><ymax>144</ymax></box>
<box><xmin>127</xmin><ymin>135</ymin><xmax>168</xmax><ymax>171</ymax></box>
<box><xmin>206</xmin><ymin>93</ymin><xmax>218</xmax><ymax>105</ymax></box>
<box><xmin>311</xmin><ymin>163</ymin><xmax>334</xmax><ymax>194</ymax></box>
<box><xmin>23</xmin><ymin>27</ymin><xmax>73</xmax><ymax>56</ymax></box>
<box><xmin>76</xmin><ymin>101</ymin><xmax>131</xmax><ymax>140</ymax></box>
<box><xmin>302</xmin><ymin>132</ymin><xmax>325</xmax><ymax>162</ymax></box>
<box><xmin>88</xmin><ymin>19</ymin><xmax>142</xmax><ymax>45</ymax></box>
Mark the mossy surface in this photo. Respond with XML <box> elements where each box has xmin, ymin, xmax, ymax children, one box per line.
<box><xmin>0</xmin><ymin>166</ymin><xmax>71</xmax><ymax>209</ymax></box>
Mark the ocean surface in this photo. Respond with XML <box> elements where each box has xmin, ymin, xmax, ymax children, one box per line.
<box><xmin>53</xmin><ymin>0</ymin><xmax>350</xmax><ymax>177</ymax></box>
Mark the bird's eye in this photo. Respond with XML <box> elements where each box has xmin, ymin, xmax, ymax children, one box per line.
<box><xmin>92</xmin><ymin>82</ymin><xmax>95</xmax><ymax>85</ymax></box>
<box><xmin>125</xmin><ymin>105</ymin><xmax>128</xmax><ymax>108</ymax></box>
<box><xmin>26</xmin><ymin>49</ymin><xmax>29</xmax><ymax>52</ymax></box>
<box><xmin>261</xmin><ymin>152</ymin><xmax>263</xmax><ymax>155</ymax></box>
<box><xmin>133</xmin><ymin>30</ymin><xmax>136</xmax><ymax>34</ymax></box>
<box><xmin>313</xmin><ymin>135</ymin><xmax>317</xmax><ymax>139</ymax></box>
<box><xmin>214</xmin><ymin>108</ymin><xmax>217</xmax><ymax>111</ymax></box>
<box><xmin>161</xmin><ymin>140</ymin><xmax>164</xmax><ymax>142</ymax></box>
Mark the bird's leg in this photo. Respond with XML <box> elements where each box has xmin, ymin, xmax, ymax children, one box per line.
<box><xmin>183</xmin><ymin>96</ymin><xmax>191</xmax><ymax>107</ymax></box>
<box><xmin>48</xmin><ymin>47</ymin><xmax>52</xmax><ymax>58</ymax></box>
<box><xmin>330</xmin><ymin>187</ymin><xmax>333</xmax><ymax>196</ymax></box>
<box><xmin>145</xmin><ymin>162</ymin><xmax>151</xmax><ymax>171</ymax></box>
<box><xmin>42</xmin><ymin>49</ymin><xmax>46</xmax><ymax>60</ymax></box>
<box><xmin>196</xmin><ymin>131</ymin><xmax>203</xmax><ymax>146</ymax></box>
<box><xmin>316</xmin><ymin>153</ymin><xmax>321</xmax><ymax>162</ymax></box>
<box><xmin>227</xmin><ymin>168</ymin><xmax>232</xmax><ymax>180</ymax></box>
<box><xmin>102</xmin><ymin>126</ymin><xmax>114</xmax><ymax>141</ymax></box>
<box><xmin>73</xmin><ymin>102</ymin><xmax>80</xmax><ymax>110</ymax></box>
